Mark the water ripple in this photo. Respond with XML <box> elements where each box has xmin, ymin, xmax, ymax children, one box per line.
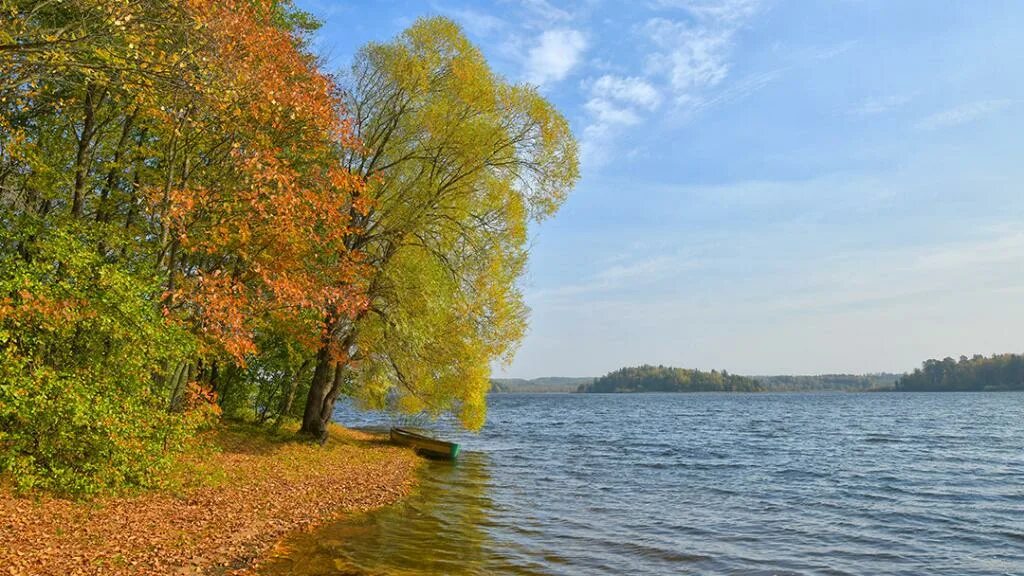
<box><xmin>257</xmin><ymin>392</ymin><xmax>1024</xmax><ymax>576</ymax></box>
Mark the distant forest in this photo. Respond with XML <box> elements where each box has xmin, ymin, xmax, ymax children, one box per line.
<box><xmin>579</xmin><ymin>365</ymin><xmax>762</xmax><ymax>393</ymax></box>
<box><xmin>499</xmin><ymin>354</ymin><xmax>1024</xmax><ymax>394</ymax></box>
<box><xmin>490</xmin><ymin>377</ymin><xmax>593</xmax><ymax>393</ymax></box>
<box><xmin>896</xmin><ymin>354</ymin><xmax>1024</xmax><ymax>391</ymax></box>
<box><xmin>754</xmin><ymin>374</ymin><xmax>898</xmax><ymax>392</ymax></box>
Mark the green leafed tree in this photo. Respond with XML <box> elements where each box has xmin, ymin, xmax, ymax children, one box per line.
<box><xmin>300</xmin><ymin>17</ymin><xmax>579</xmax><ymax>436</ymax></box>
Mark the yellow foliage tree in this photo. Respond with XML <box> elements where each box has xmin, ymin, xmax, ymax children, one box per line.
<box><xmin>300</xmin><ymin>17</ymin><xmax>579</xmax><ymax>435</ymax></box>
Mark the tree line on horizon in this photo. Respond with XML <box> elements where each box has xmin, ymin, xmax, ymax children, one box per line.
<box><xmin>490</xmin><ymin>372</ymin><xmax>898</xmax><ymax>393</ymax></box>
<box><xmin>564</xmin><ymin>355</ymin><xmax>1024</xmax><ymax>394</ymax></box>
<box><xmin>490</xmin><ymin>377</ymin><xmax>592</xmax><ymax>393</ymax></box>
<box><xmin>578</xmin><ymin>365</ymin><xmax>763</xmax><ymax>393</ymax></box>
<box><xmin>0</xmin><ymin>2</ymin><xmax>577</xmax><ymax>495</ymax></box>
<box><xmin>754</xmin><ymin>373</ymin><xmax>897</xmax><ymax>392</ymax></box>
<box><xmin>896</xmin><ymin>353</ymin><xmax>1024</xmax><ymax>391</ymax></box>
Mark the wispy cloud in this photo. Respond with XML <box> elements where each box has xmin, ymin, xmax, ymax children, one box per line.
<box><xmin>437</xmin><ymin>5</ymin><xmax>506</xmax><ymax>36</ymax></box>
<box><xmin>913</xmin><ymin>228</ymin><xmax>1024</xmax><ymax>272</ymax></box>
<box><xmin>850</xmin><ymin>94</ymin><xmax>913</xmax><ymax>116</ymax></box>
<box><xmin>766</xmin><ymin>225</ymin><xmax>1024</xmax><ymax>315</ymax></box>
<box><xmin>578</xmin><ymin>1</ymin><xmax>773</xmax><ymax>168</ymax></box>
<box><xmin>524</xmin><ymin>29</ymin><xmax>587</xmax><ymax>86</ymax></box>
<box><xmin>591</xmin><ymin>75</ymin><xmax>662</xmax><ymax>109</ymax></box>
<box><xmin>530</xmin><ymin>252</ymin><xmax>703</xmax><ymax>302</ymax></box>
<box><xmin>643</xmin><ymin>0</ymin><xmax>762</xmax><ymax>109</ymax></box>
<box><xmin>806</xmin><ymin>39</ymin><xmax>858</xmax><ymax>61</ymax></box>
<box><xmin>520</xmin><ymin>0</ymin><xmax>572</xmax><ymax>21</ymax></box>
<box><xmin>584</xmin><ymin>99</ymin><xmax>641</xmax><ymax>126</ymax></box>
<box><xmin>581</xmin><ymin>0</ymin><xmax>765</xmax><ymax>167</ymax></box>
<box><xmin>691</xmin><ymin>68</ymin><xmax>781</xmax><ymax>112</ymax></box>
<box><xmin>915</xmin><ymin>99</ymin><xmax>1014</xmax><ymax>130</ymax></box>
<box><xmin>649</xmin><ymin>0</ymin><xmax>761</xmax><ymax>23</ymax></box>
<box><xmin>581</xmin><ymin>75</ymin><xmax>662</xmax><ymax>165</ymax></box>
<box><xmin>644</xmin><ymin>18</ymin><xmax>733</xmax><ymax>101</ymax></box>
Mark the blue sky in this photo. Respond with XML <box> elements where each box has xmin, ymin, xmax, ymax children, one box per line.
<box><xmin>298</xmin><ymin>0</ymin><xmax>1024</xmax><ymax>377</ymax></box>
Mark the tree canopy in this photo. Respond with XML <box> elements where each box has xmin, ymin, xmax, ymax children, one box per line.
<box><xmin>298</xmin><ymin>17</ymin><xmax>579</xmax><ymax>436</ymax></box>
<box><xmin>0</xmin><ymin>5</ymin><xmax>577</xmax><ymax>495</ymax></box>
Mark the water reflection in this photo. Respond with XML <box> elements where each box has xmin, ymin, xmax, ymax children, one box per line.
<box><xmin>258</xmin><ymin>451</ymin><xmax>500</xmax><ymax>576</ymax></box>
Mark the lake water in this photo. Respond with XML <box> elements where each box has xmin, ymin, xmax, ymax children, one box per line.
<box><xmin>257</xmin><ymin>393</ymin><xmax>1024</xmax><ymax>575</ymax></box>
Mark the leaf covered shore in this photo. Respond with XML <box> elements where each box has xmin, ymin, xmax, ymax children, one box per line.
<box><xmin>0</xmin><ymin>424</ymin><xmax>420</xmax><ymax>576</ymax></box>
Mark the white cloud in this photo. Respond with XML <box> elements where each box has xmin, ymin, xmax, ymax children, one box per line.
<box><xmin>645</xmin><ymin>19</ymin><xmax>733</xmax><ymax>95</ymax></box>
<box><xmin>579</xmin><ymin>1</ymin><xmax>767</xmax><ymax>168</ymax></box>
<box><xmin>591</xmin><ymin>75</ymin><xmax>662</xmax><ymax>109</ymax></box>
<box><xmin>584</xmin><ymin>98</ymin><xmax>642</xmax><ymax>126</ymax></box>
<box><xmin>581</xmin><ymin>2</ymin><xmax>767</xmax><ymax>167</ymax></box>
<box><xmin>641</xmin><ymin>1</ymin><xmax>762</xmax><ymax>111</ymax></box>
<box><xmin>581</xmin><ymin>75</ymin><xmax>662</xmax><ymax>166</ymax></box>
<box><xmin>524</xmin><ymin>29</ymin><xmax>587</xmax><ymax>86</ymax></box>
<box><xmin>915</xmin><ymin>99</ymin><xmax>1014</xmax><ymax>130</ymax></box>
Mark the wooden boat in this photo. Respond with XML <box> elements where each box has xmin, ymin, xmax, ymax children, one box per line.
<box><xmin>390</xmin><ymin>427</ymin><xmax>460</xmax><ymax>460</ymax></box>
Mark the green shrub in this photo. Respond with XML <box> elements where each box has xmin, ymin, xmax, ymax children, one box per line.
<box><xmin>0</xmin><ymin>359</ymin><xmax>216</xmax><ymax>495</ymax></box>
<box><xmin>0</xmin><ymin>225</ymin><xmax>214</xmax><ymax>496</ymax></box>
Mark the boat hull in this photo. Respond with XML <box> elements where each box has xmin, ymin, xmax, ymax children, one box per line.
<box><xmin>390</xmin><ymin>428</ymin><xmax>460</xmax><ymax>460</ymax></box>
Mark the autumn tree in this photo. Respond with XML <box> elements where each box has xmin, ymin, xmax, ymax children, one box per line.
<box><xmin>158</xmin><ymin>0</ymin><xmax>369</xmax><ymax>373</ymax></box>
<box><xmin>0</xmin><ymin>0</ymin><xmax>367</xmax><ymax>494</ymax></box>
<box><xmin>299</xmin><ymin>17</ymin><xmax>579</xmax><ymax>437</ymax></box>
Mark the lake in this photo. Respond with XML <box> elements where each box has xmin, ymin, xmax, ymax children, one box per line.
<box><xmin>256</xmin><ymin>392</ymin><xmax>1024</xmax><ymax>575</ymax></box>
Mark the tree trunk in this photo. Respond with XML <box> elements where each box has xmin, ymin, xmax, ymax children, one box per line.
<box><xmin>299</xmin><ymin>345</ymin><xmax>334</xmax><ymax>438</ymax></box>
<box><xmin>96</xmin><ymin>108</ymin><xmax>137</xmax><ymax>225</ymax></box>
<box><xmin>317</xmin><ymin>363</ymin><xmax>349</xmax><ymax>437</ymax></box>
<box><xmin>72</xmin><ymin>84</ymin><xmax>102</xmax><ymax>218</ymax></box>
<box><xmin>167</xmin><ymin>361</ymin><xmax>190</xmax><ymax>411</ymax></box>
<box><xmin>273</xmin><ymin>358</ymin><xmax>310</xmax><ymax>431</ymax></box>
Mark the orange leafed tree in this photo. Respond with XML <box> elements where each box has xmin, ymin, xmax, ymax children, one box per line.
<box><xmin>159</xmin><ymin>0</ymin><xmax>371</xmax><ymax>363</ymax></box>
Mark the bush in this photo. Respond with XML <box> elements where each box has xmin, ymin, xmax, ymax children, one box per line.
<box><xmin>0</xmin><ymin>360</ymin><xmax>217</xmax><ymax>495</ymax></box>
<box><xmin>0</xmin><ymin>225</ymin><xmax>215</xmax><ymax>496</ymax></box>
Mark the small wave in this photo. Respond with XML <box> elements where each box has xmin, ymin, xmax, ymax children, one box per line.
<box><xmin>863</xmin><ymin>434</ymin><xmax>902</xmax><ymax>444</ymax></box>
<box><xmin>999</xmin><ymin>531</ymin><xmax>1024</xmax><ymax>543</ymax></box>
<box><xmin>605</xmin><ymin>540</ymin><xmax>712</xmax><ymax>564</ymax></box>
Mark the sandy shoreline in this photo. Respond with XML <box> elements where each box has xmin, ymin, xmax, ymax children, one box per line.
<box><xmin>0</xmin><ymin>425</ymin><xmax>421</xmax><ymax>576</ymax></box>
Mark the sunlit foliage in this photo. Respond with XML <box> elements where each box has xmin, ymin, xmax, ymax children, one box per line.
<box><xmin>299</xmin><ymin>17</ymin><xmax>579</xmax><ymax>435</ymax></box>
<box><xmin>0</xmin><ymin>6</ymin><xmax>577</xmax><ymax>494</ymax></box>
<box><xmin>0</xmin><ymin>0</ymin><xmax>365</xmax><ymax>494</ymax></box>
